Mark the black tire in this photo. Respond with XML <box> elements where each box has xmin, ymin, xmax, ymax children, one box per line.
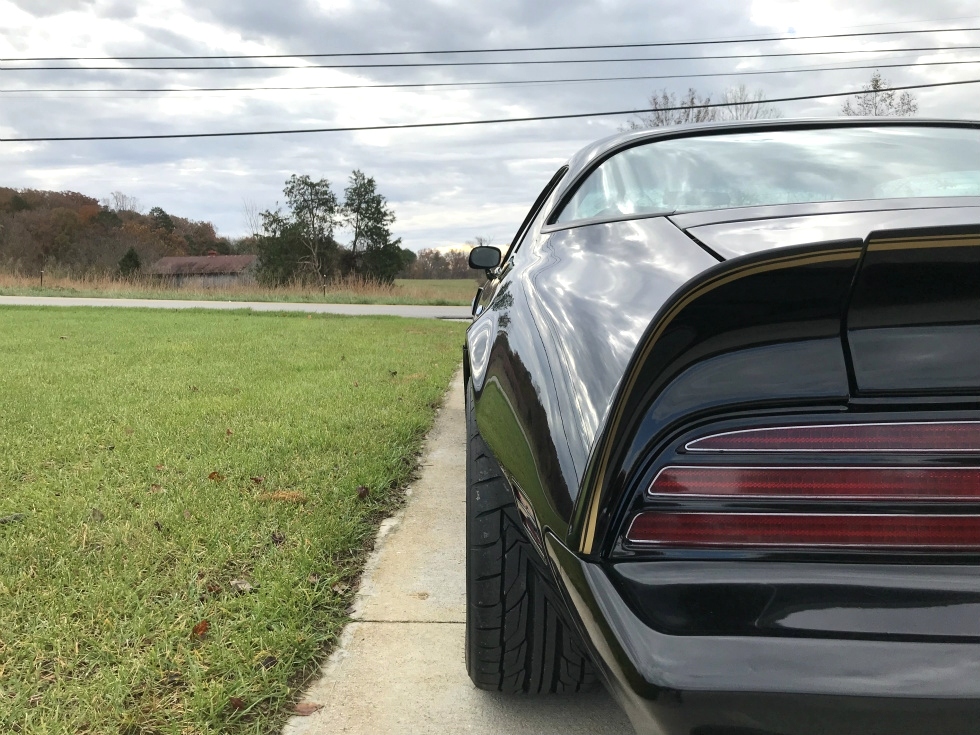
<box><xmin>465</xmin><ymin>384</ymin><xmax>596</xmax><ymax>694</ymax></box>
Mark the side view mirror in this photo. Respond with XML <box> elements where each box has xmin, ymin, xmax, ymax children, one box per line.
<box><xmin>468</xmin><ymin>246</ymin><xmax>502</xmax><ymax>271</ymax></box>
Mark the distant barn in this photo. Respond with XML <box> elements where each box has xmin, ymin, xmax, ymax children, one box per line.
<box><xmin>149</xmin><ymin>253</ymin><xmax>257</xmax><ymax>288</ymax></box>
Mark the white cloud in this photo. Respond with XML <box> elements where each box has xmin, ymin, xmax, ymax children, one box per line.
<box><xmin>2</xmin><ymin>0</ymin><xmax>979</xmax><ymax>250</ymax></box>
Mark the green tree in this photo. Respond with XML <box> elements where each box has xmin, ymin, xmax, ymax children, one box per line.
<box><xmin>148</xmin><ymin>206</ymin><xmax>176</xmax><ymax>233</ymax></box>
<box><xmin>118</xmin><ymin>247</ymin><xmax>141</xmax><ymax>276</ymax></box>
<box><xmin>283</xmin><ymin>174</ymin><xmax>339</xmax><ymax>284</ymax></box>
<box><xmin>841</xmin><ymin>71</ymin><xmax>918</xmax><ymax>116</ymax></box>
<box><xmin>341</xmin><ymin>170</ymin><xmax>403</xmax><ymax>282</ymax></box>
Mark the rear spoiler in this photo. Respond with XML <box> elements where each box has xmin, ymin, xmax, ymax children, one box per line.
<box><xmin>571</xmin><ymin>227</ymin><xmax>980</xmax><ymax>555</ymax></box>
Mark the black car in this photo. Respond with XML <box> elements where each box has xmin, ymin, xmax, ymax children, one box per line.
<box><xmin>462</xmin><ymin>119</ymin><xmax>980</xmax><ymax>735</ymax></box>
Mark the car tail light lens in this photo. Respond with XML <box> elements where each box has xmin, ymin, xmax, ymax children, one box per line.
<box><xmin>624</xmin><ymin>421</ymin><xmax>980</xmax><ymax>553</ymax></box>
<box><xmin>626</xmin><ymin>512</ymin><xmax>980</xmax><ymax>549</ymax></box>
<box><xmin>649</xmin><ymin>466</ymin><xmax>980</xmax><ymax>500</ymax></box>
<box><xmin>686</xmin><ymin>421</ymin><xmax>980</xmax><ymax>452</ymax></box>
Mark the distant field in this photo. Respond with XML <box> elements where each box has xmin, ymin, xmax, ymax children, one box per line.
<box><xmin>0</xmin><ymin>272</ymin><xmax>481</xmax><ymax>307</ymax></box>
<box><xmin>0</xmin><ymin>307</ymin><xmax>465</xmax><ymax>734</ymax></box>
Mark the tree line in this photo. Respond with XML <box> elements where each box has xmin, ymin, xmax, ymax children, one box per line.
<box><xmin>627</xmin><ymin>72</ymin><xmax>918</xmax><ymax>129</ymax></box>
<box><xmin>0</xmin><ymin>187</ymin><xmax>231</xmax><ymax>275</ymax></box>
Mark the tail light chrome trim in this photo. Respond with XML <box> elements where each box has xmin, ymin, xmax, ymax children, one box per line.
<box><xmin>686</xmin><ymin>421</ymin><xmax>980</xmax><ymax>453</ymax></box>
<box><xmin>648</xmin><ymin>466</ymin><xmax>980</xmax><ymax>501</ymax></box>
<box><xmin>626</xmin><ymin>512</ymin><xmax>980</xmax><ymax>550</ymax></box>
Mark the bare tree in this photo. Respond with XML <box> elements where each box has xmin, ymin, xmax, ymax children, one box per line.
<box><xmin>241</xmin><ymin>198</ymin><xmax>262</xmax><ymax>238</ymax></box>
<box><xmin>626</xmin><ymin>88</ymin><xmax>717</xmax><ymax>129</ymax></box>
<box><xmin>102</xmin><ymin>191</ymin><xmax>143</xmax><ymax>213</ymax></box>
<box><xmin>841</xmin><ymin>71</ymin><xmax>918</xmax><ymax>117</ymax></box>
<box><xmin>719</xmin><ymin>85</ymin><xmax>783</xmax><ymax>120</ymax></box>
<box><xmin>467</xmin><ymin>235</ymin><xmax>494</xmax><ymax>249</ymax></box>
<box><xmin>627</xmin><ymin>86</ymin><xmax>781</xmax><ymax>129</ymax></box>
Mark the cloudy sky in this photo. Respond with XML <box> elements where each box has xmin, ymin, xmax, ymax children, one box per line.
<box><xmin>2</xmin><ymin>0</ymin><xmax>979</xmax><ymax>251</ymax></box>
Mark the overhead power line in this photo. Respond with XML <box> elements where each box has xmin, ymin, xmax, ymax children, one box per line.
<box><xmin>6</xmin><ymin>24</ymin><xmax>980</xmax><ymax>61</ymax></box>
<box><xmin>4</xmin><ymin>58</ymin><xmax>979</xmax><ymax>95</ymax></box>
<box><xmin>6</xmin><ymin>45</ymin><xmax>980</xmax><ymax>71</ymax></box>
<box><xmin>5</xmin><ymin>77</ymin><xmax>979</xmax><ymax>143</ymax></box>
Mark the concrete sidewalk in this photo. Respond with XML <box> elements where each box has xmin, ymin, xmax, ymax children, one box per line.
<box><xmin>283</xmin><ymin>372</ymin><xmax>632</xmax><ymax>735</ymax></box>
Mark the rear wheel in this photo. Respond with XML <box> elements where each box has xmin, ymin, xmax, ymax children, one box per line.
<box><xmin>464</xmin><ymin>384</ymin><xmax>596</xmax><ymax>694</ymax></box>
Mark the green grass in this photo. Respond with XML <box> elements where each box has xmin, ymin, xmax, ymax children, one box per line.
<box><xmin>0</xmin><ymin>275</ymin><xmax>480</xmax><ymax>307</ymax></box>
<box><xmin>0</xmin><ymin>307</ymin><xmax>465</xmax><ymax>734</ymax></box>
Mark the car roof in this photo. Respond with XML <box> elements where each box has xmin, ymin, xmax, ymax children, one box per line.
<box><xmin>555</xmin><ymin>117</ymin><xmax>980</xmax><ymax>203</ymax></box>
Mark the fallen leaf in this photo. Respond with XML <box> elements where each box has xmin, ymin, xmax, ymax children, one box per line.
<box><xmin>228</xmin><ymin>696</ymin><xmax>246</xmax><ymax>711</ymax></box>
<box><xmin>149</xmin><ymin>484</ymin><xmax>163</xmax><ymax>494</ymax></box>
<box><xmin>356</xmin><ymin>485</ymin><xmax>370</xmax><ymax>500</ymax></box>
<box><xmin>208</xmin><ymin>471</ymin><xmax>224</xmax><ymax>482</ymax></box>
<box><xmin>257</xmin><ymin>491</ymin><xmax>307</xmax><ymax>504</ymax></box>
<box><xmin>353</xmin><ymin>381</ymin><xmax>358</xmax><ymax>388</ymax></box>
<box><xmin>191</xmin><ymin>619</ymin><xmax>210</xmax><ymax>638</ymax></box>
<box><xmin>155</xmin><ymin>464</ymin><xmax>165</xmax><ymax>471</ymax></box>
<box><xmin>307</xmin><ymin>573</ymin><xmax>320</xmax><ymax>585</ymax></box>
<box><xmin>154</xmin><ymin>520</ymin><xmax>164</xmax><ymax>532</ymax></box>
<box><xmin>250</xmin><ymin>476</ymin><xmax>264</xmax><ymax>484</ymax></box>
<box><xmin>389</xmin><ymin>370</ymin><xmax>397</xmax><ymax>377</ymax></box>
<box><xmin>190</xmin><ymin>386</ymin><xmax>199</xmax><ymax>392</ymax></box>
<box><xmin>183</xmin><ymin>509</ymin><xmax>192</xmax><ymax>521</ymax></box>
<box><xmin>226</xmin><ymin>428</ymin><xmax>233</xmax><ymax>436</ymax></box>
<box><xmin>332</xmin><ymin>582</ymin><xmax>350</xmax><ymax>595</ymax></box>
<box><xmin>106</xmin><ymin>445</ymin><xmax>114</xmax><ymax>451</ymax></box>
<box><xmin>271</xmin><ymin>531</ymin><xmax>285</xmax><ymax>547</ymax></box>
<box><xmin>59</xmin><ymin>335</ymin><xmax>68</xmax><ymax>340</ymax></box>
<box><xmin>293</xmin><ymin>702</ymin><xmax>322</xmax><ymax>716</ymax></box>
<box><xmin>259</xmin><ymin>655</ymin><xmax>278</xmax><ymax>670</ymax></box>
<box><xmin>91</xmin><ymin>508</ymin><xmax>105</xmax><ymax>522</ymax></box>
<box><xmin>0</xmin><ymin>513</ymin><xmax>26</xmax><ymax>525</ymax></box>
<box><xmin>205</xmin><ymin>582</ymin><xmax>222</xmax><ymax>595</ymax></box>
<box><xmin>229</xmin><ymin>579</ymin><xmax>254</xmax><ymax>594</ymax></box>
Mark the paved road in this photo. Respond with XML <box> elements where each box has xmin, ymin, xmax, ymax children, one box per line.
<box><xmin>283</xmin><ymin>372</ymin><xmax>633</xmax><ymax>735</ymax></box>
<box><xmin>0</xmin><ymin>295</ymin><xmax>471</xmax><ymax>320</ymax></box>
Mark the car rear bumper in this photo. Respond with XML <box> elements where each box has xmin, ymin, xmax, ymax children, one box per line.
<box><xmin>545</xmin><ymin>533</ymin><xmax>980</xmax><ymax>735</ymax></box>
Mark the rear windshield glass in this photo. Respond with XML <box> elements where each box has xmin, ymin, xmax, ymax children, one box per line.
<box><xmin>554</xmin><ymin>126</ymin><xmax>980</xmax><ymax>225</ymax></box>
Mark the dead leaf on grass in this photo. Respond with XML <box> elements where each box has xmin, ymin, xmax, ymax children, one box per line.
<box><xmin>257</xmin><ymin>491</ymin><xmax>307</xmax><ymax>504</ymax></box>
<box><xmin>229</xmin><ymin>579</ymin><xmax>254</xmax><ymax>594</ymax></box>
<box><xmin>356</xmin><ymin>485</ymin><xmax>370</xmax><ymax>500</ymax></box>
<box><xmin>155</xmin><ymin>464</ymin><xmax>165</xmax><ymax>471</ymax></box>
<box><xmin>191</xmin><ymin>619</ymin><xmax>210</xmax><ymax>639</ymax></box>
<box><xmin>91</xmin><ymin>508</ymin><xmax>105</xmax><ymax>522</ymax></box>
<box><xmin>332</xmin><ymin>582</ymin><xmax>350</xmax><ymax>595</ymax></box>
<box><xmin>308</xmin><ymin>573</ymin><xmax>320</xmax><ymax>585</ymax></box>
<box><xmin>271</xmin><ymin>531</ymin><xmax>286</xmax><ymax>547</ymax></box>
<box><xmin>293</xmin><ymin>702</ymin><xmax>322</xmax><ymax>716</ymax></box>
<box><xmin>258</xmin><ymin>655</ymin><xmax>278</xmax><ymax>669</ymax></box>
<box><xmin>183</xmin><ymin>510</ymin><xmax>192</xmax><ymax>521</ymax></box>
<box><xmin>0</xmin><ymin>513</ymin><xmax>26</xmax><ymax>525</ymax></box>
<box><xmin>228</xmin><ymin>696</ymin><xmax>247</xmax><ymax>711</ymax></box>
<box><xmin>207</xmin><ymin>471</ymin><xmax>224</xmax><ymax>482</ymax></box>
<box><xmin>226</xmin><ymin>428</ymin><xmax>233</xmax><ymax>436</ymax></box>
<box><xmin>250</xmin><ymin>476</ymin><xmax>264</xmax><ymax>485</ymax></box>
<box><xmin>149</xmin><ymin>484</ymin><xmax>163</xmax><ymax>494</ymax></box>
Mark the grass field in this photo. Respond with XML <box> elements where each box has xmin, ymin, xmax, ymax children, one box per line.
<box><xmin>0</xmin><ymin>272</ymin><xmax>480</xmax><ymax>307</ymax></box>
<box><xmin>0</xmin><ymin>307</ymin><xmax>466</xmax><ymax>734</ymax></box>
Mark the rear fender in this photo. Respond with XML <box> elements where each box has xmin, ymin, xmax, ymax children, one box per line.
<box><xmin>571</xmin><ymin>240</ymin><xmax>864</xmax><ymax>555</ymax></box>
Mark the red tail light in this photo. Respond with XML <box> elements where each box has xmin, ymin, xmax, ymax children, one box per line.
<box><xmin>686</xmin><ymin>421</ymin><xmax>980</xmax><ymax>452</ymax></box>
<box><xmin>649</xmin><ymin>466</ymin><xmax>980</xmax><ymax>500</ymax></box>
<box><xmin>625</xmin><ymin>421</ymin><xmax>980</xmax><ymax>553</ymax></box>
<box><xmin>626</xmin><ymin>512</ymin><xmax>980</xmax><ymax>549</ymax></box>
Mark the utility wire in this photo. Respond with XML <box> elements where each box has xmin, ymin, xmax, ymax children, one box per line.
<box><xmin>6</xmin><ymin>45</ymin><xmax>980</xmax><ymax>71</ymax></box>
<box><xmin>4</xmin><ymin>57</ymin><xmax>979</xmax><ymax>95</ymax></box>
<box><xmin>5</xmin><ymin>77</ymin><xmax>979</xmax><ymax>142</ymax></box>
<box><xmin>6</xmin><ymin>24</ymin><xmax>980</xmax><ymax>61</ymax></box>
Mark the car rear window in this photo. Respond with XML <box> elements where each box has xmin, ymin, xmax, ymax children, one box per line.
<box><xmin>553</xmin><ymin>126</ymin><xmax>980</xmax><ymax>225</ymax></box>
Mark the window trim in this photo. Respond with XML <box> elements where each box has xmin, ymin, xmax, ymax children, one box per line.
<box><xmin>501</xmin><ymin>165</ymin><xmax>568</xmax><ymax>265</ymax></box>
